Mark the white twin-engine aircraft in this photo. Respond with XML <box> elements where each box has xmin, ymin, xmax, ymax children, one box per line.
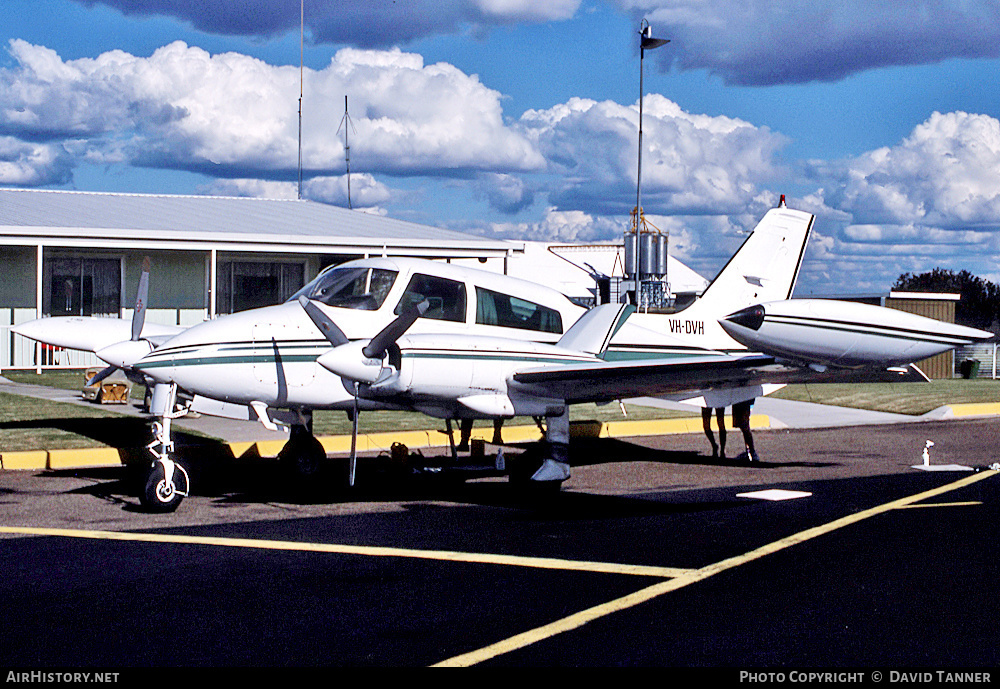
<box><xmin>13</xmin><ymin>204</ymin><xmax>991</xmax><ymax>511</ymax></box>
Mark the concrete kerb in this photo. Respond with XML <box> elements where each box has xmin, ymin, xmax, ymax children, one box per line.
<box><xmin>1</xmin><ymin>413</ymin><xmax>771</xmax><ymax>470</ymax></box>
<box><xmin>3</xmin><ymin>402</ymin><xmax>999</xmax><ymax>471</ymax></box>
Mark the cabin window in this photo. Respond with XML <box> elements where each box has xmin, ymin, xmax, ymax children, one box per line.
<box><xmin>475</xmin><ymin>287</ymin><xmax>563</xmax><ymax>334</ymax></box>
<box><xmin>218</xmin><ymin>261</ymin><xmax>304</xmax><ymax>314</ymax></box>
<box><xmin>292</xmin><ymin>266</ymin><xmax>398</xmax><ymax>310</ymax></box>
<box><xmin>43</xmin><ymin>256</ymin><xmax>121</xmax><ymax>317</ymax></box>
<box><xmin>395</xmin><ymin>273</ymin><xmax>467</xmax><ymax>322</ymax></box>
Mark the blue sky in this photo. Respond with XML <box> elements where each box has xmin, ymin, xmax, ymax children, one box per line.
<box><xmin>3</xmin><ymin>0</ymin><xmax>1000</xmax><ymax>295</ymax></box>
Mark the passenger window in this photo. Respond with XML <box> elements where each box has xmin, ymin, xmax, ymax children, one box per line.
<box><xmin>475</xmin><ymin>287</ymin><xmax>563</xmax><ymax>334</ymax></box>
<box><xmin>396</xmin><ymin>273</ymin><xmax>467</xmax><ymax>322</ymax></box>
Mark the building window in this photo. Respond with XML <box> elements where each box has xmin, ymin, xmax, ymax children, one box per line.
<box><xmin>43</xmin><ymin>257</ymin><xmax>121</xmax><ymax>317</ymax></box>
<box><xmin>475</xmin><ymin>287</ymin><xmax>563</xmax><ymax>334</ymax></box>
<box><xmin>217</xmin><ymin>261</ymin><xmax>305</xmax><ymax>314</ymax></box>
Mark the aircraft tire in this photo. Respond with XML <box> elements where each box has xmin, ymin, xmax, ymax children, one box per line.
<box><xmin>140</xmin><ymin>463</ymin><xmax>187</xmax><ymax>513</ymax></box>
<box><xmin>278</xmin><ymin>429</ymin><xmax>327</xmax><ymax>488</ymax></box>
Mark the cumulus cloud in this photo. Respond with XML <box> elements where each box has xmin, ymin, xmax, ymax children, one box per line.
<box><xmin>617</xmin><ymin>0</ymin><xmax>1000</xmax><ymax>85</ymax></box>
<box><xmin>202</xmin><ymin>173</ymin><xmax>392</xmax><ymax>211</ymax></box>
<box><xmin>77</xmin><ymin>0</ymin><xmax>581</xmax><ymax>47</ymax></box>
<box><xmin>0</xmin><ymin>136</ymin><xmax>74</xmax><ymax>186</ymax></box>
<box><xmin>0</xmin><ymin>40</ymin><xmax>542</xmax><ymax>184</ymax></box>
<box><xmin>302</xmin><ymin>173</ymin><xmax>392</xmax><ymax>209</ymax></box>
<box><xmin>317</xmin><ymin>48</ymin><xmax>543</xmax><ymax>174</ymax></box>
<box><xmin>818</xmin><ymin>111</ymin><xmax>1000</xmax><ymax>227</ymax></box>
<box><xmin>791</xmin><ymin>112</ymin><xmax>1000</xmax><ymax>293</ymax></box>
<box><xmin>516</xmin><ymin>95</ymin><xmax>787</xmax><ymax>215</ymax></box>
<box><xmin>473</xmin><ymin>173</ymin><xmax>535</xmax><ymax>214</ymax></box>
<box><xmin>480</xmin><ymin>206</ymin><xmax>623</xmax><ymax>243</ymax></box>
<box><xmin>77</xmin><ymin>0</ymin><xmax>1000</xmax><ymax>86</ymax></box>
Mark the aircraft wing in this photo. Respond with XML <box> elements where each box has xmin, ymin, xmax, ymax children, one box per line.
<box><xmin>512</xmin><ymin>353</ymin><xmax>783</xmax><ymax>404</ymax></box>
<box><xmin>511</xmin><ymin>354</ymin><xmax>929</xmax><ymax>405</ymax></box>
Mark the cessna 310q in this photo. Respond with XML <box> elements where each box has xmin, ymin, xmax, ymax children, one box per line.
<box><xmin>13</xmin><ymin>203</ymin><xmax>991</xmax><ymax>511</ymax></box>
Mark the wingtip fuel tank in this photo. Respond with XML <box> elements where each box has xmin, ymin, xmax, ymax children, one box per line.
<box><xmin>720</xmin><ymin>299</ymin><xmax>992</xmax><ymax>368</ymax></box>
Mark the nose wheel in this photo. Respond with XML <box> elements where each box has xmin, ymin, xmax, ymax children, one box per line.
<box><xmin>140</xmin><ymin>458</ymin><xmax>189</xmax><ymax>512</ymax></box>
<box><xmin>139</xmin><ymin>383</ymin><xmax>189</xmax><ymax>512</ymax></box>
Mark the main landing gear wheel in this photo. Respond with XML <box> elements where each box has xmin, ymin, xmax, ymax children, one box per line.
<box><xmin>279</xmin><ymin>427</ymin><xmax>327</xmax><ymax>478</ymax></box>
<box><xmin>140</xmin><ymin>460</ymin><xmax>189</xmax><ymax>513</ymax></box>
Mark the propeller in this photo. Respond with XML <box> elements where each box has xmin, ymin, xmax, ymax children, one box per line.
<box><xmin>297</xmin><ymin>295</ymin><xmax>348</xmax><ymax>346</ymax></box>
<box><xmin>87</xmin><ymin>257</ymin><xmax>151</xmax><ymax>387</ymax></box>
<box><xmin>363</xmin><ymin>299</ymin><xmax>429</xmax><ymax>359</ymax></box>
<box><xmin>349</xmin><ymin>382</ymin><xmax>359</xmax><ymax>487</ymax></box>
<box><xmin>299</xmin><ymin>296</ymin><xmax>429</xmax><ymax>488</ymax></box>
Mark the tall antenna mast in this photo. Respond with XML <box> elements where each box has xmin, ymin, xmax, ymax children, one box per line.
<box><xmin>297</xmin><ymin>0</ymin><xmax>304</xmax><ymax>199</ymax></box>
<box><xmin>338</xmin><ymin>95</ymin><xmax>357</xmax><ymax>209</ymax></box>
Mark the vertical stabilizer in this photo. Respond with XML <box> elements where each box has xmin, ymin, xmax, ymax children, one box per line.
<box><xmin>694</xmin><ymin>207</ymin><xmax>813</xmax><ymax>313</ymax></box>
<box><xmin>606</xmin><ymin>206</ymin><xmax>815</xmax><ymax>356</ymax></box>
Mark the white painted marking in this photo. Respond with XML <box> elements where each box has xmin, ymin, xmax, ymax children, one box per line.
<box><xmin>910</xmin><ymin>464</ymin><xmax>974</xmax><ymax>472</ymax></box>
<box><xmin>736</xmin><ymin>489</ymin><xmax>812</xmax><ymax>501</ymax></box>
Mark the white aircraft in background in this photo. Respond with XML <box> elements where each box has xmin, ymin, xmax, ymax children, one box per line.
<box><xmin>12</xmin><ymin>257</ymin><xmax>183</xmax><ymax>386</ymax></box>
<box><xmin>14</xmin><ymin>203</ymin><xmax>990</xmax><ymax>511</ymax></box>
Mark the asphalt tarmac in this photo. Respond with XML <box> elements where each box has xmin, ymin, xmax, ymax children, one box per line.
<box><xmin>1</xmin><ymin>410</ymin><xmax>998</xmax><ymax>670</ymax></box>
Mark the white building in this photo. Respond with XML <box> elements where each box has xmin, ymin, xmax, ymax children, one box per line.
<box><xmin>0</xmin><ymin>188</ymin><xmax>520</xmax><ymax>369</ymax></box>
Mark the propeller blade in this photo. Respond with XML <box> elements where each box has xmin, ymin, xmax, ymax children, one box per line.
<box><xmin>298</xmin><ymin>296</ymin><xmax>348</xmax><ymax>346</ymax></box>
<box><xmin>85</xmin><ymin>365</ymin><xmax>118</xmax><ymax>387</ymax></box>
<box><xmin>131</xmin><ymin>257</ymin><xmax>150</xmax><ymax>342</ymax></box>
<box><xmin>349</xmin><ymin>382</ymin><xmax>359</xmax><ymax>487</ymax></box>
<box><xmin>362</xmin><ymin>299</ymin><xmax>429</xmax><ymax>360</ymax></box>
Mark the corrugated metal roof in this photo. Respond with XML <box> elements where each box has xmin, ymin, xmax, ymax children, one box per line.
<box><xmin>0</xmin><ymin>188</ymin><xmax>516</xmax><ymax>255</ymax></box>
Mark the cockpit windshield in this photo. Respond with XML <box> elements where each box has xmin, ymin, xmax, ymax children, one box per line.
<box><xmin>289</xmin><ymin>266</ymin><xmax>398</xmax><ymax>310</ymax></box>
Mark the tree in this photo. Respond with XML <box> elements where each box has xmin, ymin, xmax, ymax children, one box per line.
<box><xmin>893</xmin><ymin>268</ymin><xmax>1000</xmax><ymax>331</ymax></box>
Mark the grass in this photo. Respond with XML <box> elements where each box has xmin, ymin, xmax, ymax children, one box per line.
<box><xmin>3</xmin><ymin>369</ymin><xmax>145</xmax><ymax>399</ymax></box>
<box><xmin>0</xmin><ymin>390</ymin><xmax>134</xmax><ymax>452</ymax></box>
<box><xmin>773</xmin><ymin>378</ymin><xmax>1000</xmax><ymax>415</ymax></box>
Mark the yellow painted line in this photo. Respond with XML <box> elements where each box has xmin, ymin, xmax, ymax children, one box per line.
<box><xmin>0</xmin><ymin>526</ymin><xmax>692</xmax><ymax>579</ymax></box>
<box><xmin>895</xmin><ymin>501</ymin><xmax>982</xmax><ymax>509</ymax></box>
<box><xmin>432</xmin><ymin>470</ymin><xmax>997</xmax><ymax>667</ymax></box>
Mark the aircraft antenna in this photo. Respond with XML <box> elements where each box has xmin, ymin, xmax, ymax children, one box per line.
<box><xmin>337</xmin><ymin>95</ymin><xmax>357</xmax><ymax>209</ymax></box>
<box><xmin>297</xmin><ymin>0</ymin><xmax>304</xmax><ymax>200</ymax></box>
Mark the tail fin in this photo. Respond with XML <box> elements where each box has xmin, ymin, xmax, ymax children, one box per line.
<box><xmin>693</xmin><ymin>207</ymin><xmax>813</xmax><ymax>314</ymax></box>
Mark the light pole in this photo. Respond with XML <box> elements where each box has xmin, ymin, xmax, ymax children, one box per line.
<box><xmin>632</xmin><ymin>19</ymin><xmax>668</xmax><ymax>307</ymax></box>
